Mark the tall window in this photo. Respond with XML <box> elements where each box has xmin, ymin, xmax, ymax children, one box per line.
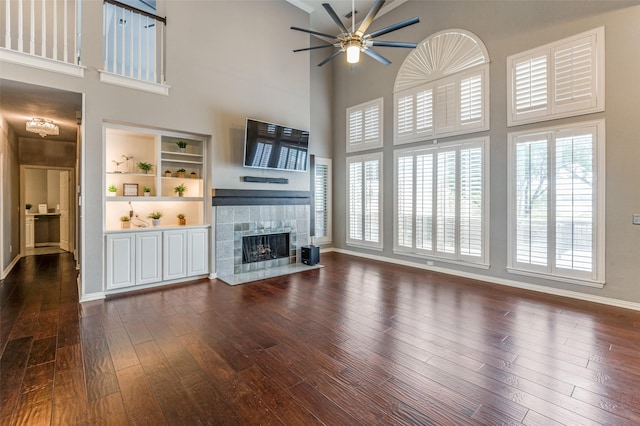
<box><xmin>507</xmin><ymin>27</ymin><xmax>604</xmax><ymax>126</ymax></box>
<box><xmin>346</xmin><ymin>98</ymin><xmax>383</xmax><ymax>153</ymax></box>
<box><xmin>347</xmin><ymin>153</ymin><xmax>383</xmax><ymax>249</ymax></box>
<box><xmin>314</xmin><ymin>158</ymin><xmax>332</xmax><ymax>244</ymax></box>
<box><xmin>394</xmin><ymin>138</ymin><xmax>488</xmax><ymax>265</ymax></box>
<box><xmin>508</xmin><ymin>120</ymin><xmax>605</xmax><ymax>285</ymax></box>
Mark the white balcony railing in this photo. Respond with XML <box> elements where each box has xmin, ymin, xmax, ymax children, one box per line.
<box><xmin>1</xmin><ymin>0</ymin><xmax>79</xmax><ymax>65</ymax></box>
<box><xmin>102</xmin><ymin>0</ymin><xmax>166</xmax><ymax>86</ymax></box>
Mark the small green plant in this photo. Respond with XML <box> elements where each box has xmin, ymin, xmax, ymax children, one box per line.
<box><xmin>174</xmin><ymin>183</ymin><xmax>188</xmax><ymax>194</ymax></box>
<box><xmin>137</xmin><ymin>162</ymin><xmax>153</xmax><ymax>173</ymax></box>
<box><xmin>148</xmin><ymin>211</ymin><xmax>163</xmax><ymax>219</ymax></box>
<box><xmin>176</xmin><ymin>141</ymin><xmax>187</xmax><ymax>149</ymax></box>
<box><xmin>108</xmin><ymin>185</ymin><xmax>117</xmax><ymax>193</ymax></box>
<box><xmin>142</xmin><ymin>186</ymin><xmax>151</xmax><ymax>193</ymax></box>
<box><xmin>26</xmin><ymin>203</ymin><xmax>32</xmax><ymax>210</ymax></box>
<box><xmin>177</xmin><ymin>213</ymin><xmax>185</xmax><ymax>220</ymax></box>
<box><xmin>177</xmin><ymin>168</ymin><xmax>186</xmax><ymax>173</ymax></box>
<box><xmin>120</xmin><ymin>216</ymin><xmax>130</xmax><ymax>222</ymax></box>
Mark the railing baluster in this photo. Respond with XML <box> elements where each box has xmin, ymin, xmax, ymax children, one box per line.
<box><xmin>145</xmin><ymin>16</ymin><xmax>150</xmax><ymax>81</ymax></box>
<box><xmin>41</xmin><ymin>0</ymin><xmax>46</xmax><ymax>57</ymax></box>
<box><xmin>53</xmin><ymin>0</ymin><xmax>58</xmax><ymax>60</ymax></box>
<box><xmin>63</xmin><ymin>0</ymin><xmax>68</xmax><ymax>62</ymax></box>
<box><xmin>4</xmin><ymin>0</ymin><xmax>10</xmax><ymax>49</ymax></box>
<box><xmin>112</xmin><ymin>4</ymin><xmax>117</xmax><ymax>73</ymax></box>
<box><xmin>129</xmin><ymin>9</ymin><xmax>133</xmax><ymax>77</ymax></box>
<box><xmin>74</xmin><ymin>0</ymin><xmax>79</xmax><ymax>64</ymax></box>
<box><xmin>17</xmin><ymin>0</ymin><xmax>23</xmax><ymax>52</ymax></box>
<box><xmin>103</xmin><ymin>2</ymin><xmax>108</xmax><ymax>70</ymax></box>
<box><xmin>30</xmin><ymin>0</ymin><xmax>35</xmax><ymax>54</ymax></box>
<box><xmin>137</xmin><ymin>15</ymin><xmax>142</xmax><ymax>80</ymax></box>
<box><xmin>120</xmin><ymin>7</ymin><xmax>124</xmax><ymax>76</ymax></box>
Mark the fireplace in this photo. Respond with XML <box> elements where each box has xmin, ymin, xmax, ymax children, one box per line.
<box><xmin>242</xmin><ymin>233</ymin><xmax>290</xmax><ymax>264</ymax></box>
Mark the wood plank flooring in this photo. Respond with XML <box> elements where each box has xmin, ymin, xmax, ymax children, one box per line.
<box><xmin>2</xmin><ymin>252</ymin><xmax>640</xmax><ymax>425</ymax></box>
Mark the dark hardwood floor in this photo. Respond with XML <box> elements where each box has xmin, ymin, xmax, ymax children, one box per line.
<box><xmin>2</xmin><ymin>252</ymin><xmax>640</xmax><ymax>425</ymax></box>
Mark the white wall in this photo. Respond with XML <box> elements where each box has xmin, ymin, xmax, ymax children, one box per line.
<box><xmin>0</xmin><ymin>115</ymin><xmax>21</xmax><ymax>274</ymax></box>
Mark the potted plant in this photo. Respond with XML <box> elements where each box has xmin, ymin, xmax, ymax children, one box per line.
<box><xmin>176</xmin><ymin>168</ymin><xmax>186</xmax><ymax>178</ymax></box>
<box><xmin>120</xmin><ymin>216</ymin><xmax>131</xmax><ymax>229</ymax></box>
<box><xmin>148</xmin><ymin>211</ymin><xmax>162</xmax><ymax>226</ymax></box>
<box><xmin>190</xmin><ymin>171</ymin><xmax>198</xmax><ymax>179</ymax></box>
<box><xmin>176</xmin><ymin>141</ymin><xmax>187</xmax><ymax>152</ymax></box>
<box><xmin>177</xmin><ymin>213</ymin><xmax>186</xmax><ymax>226</ymax></box>
<box><xmin>164</xmin><ymin>170</ymin><xmax>172</xmax><ymax>178</ymax></box>
<box><xmin>137</xmin><ymin>161</ymin><xmax>153</xmax><ymax>174</ymax></box>
<box><xmin>26</xmin><ymin>203</ymin><xmax>32</xmax><ymax>213</ymax></box>
<box><xmin>174</xmin><ymin>183</ymin><xmax>188</xmax><ymax>197</ymax></box>
<box><xmin>142</xmin><ymin>186</ymin><xmax>151</xmax><ymax>197</ymax></box>
<box><xmin>107</xmin><ymin>185</ymin><xmax>117</xmax><ymax>196</ymax></box>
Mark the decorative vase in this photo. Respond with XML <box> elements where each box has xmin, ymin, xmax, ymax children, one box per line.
<box><xmin>144</xmin><ymin>192</ymin><xmax>150</xmax><ymax>197</ymax></box>
<box><xmin>107</xmin><ymin>192</ymin><xmax>116</xmax><ymax>197</ymax></box>
<box><xmin>177</xmin><ymin>192</ymin><xmax>184</xmax><ymax>197</ymax></box>
<box><xmin>177</xmin><ymin>172</ymin><xmax>185</xmax><ymax>178</ymax></box>
<box><xmin>121</xmin><ymin>221</ymin><xmax>130</xmax><ymax>229</ymax></box>
<box><xmin>152</xmin><ymin>219</ymin><xmax>161</xmax><ymax>227</ymax></box>
<box><xmin>178</xmin><ymin>147</ymin><xmax>186</xmax><ymax>153</ymax></box>
<box><xmin>190</xmin><ymin>173</ymin><xmax>198</xmax><ymax>179</ymax></box>
<box><xmin>165</xmin><ymin>172</ymin><xmax>172</xmax><ymax>178</ymax></box>
<box><xmin>178</xmin><ymin>219</ymin><xmax>186</xmax><ymax>226</ymax></box>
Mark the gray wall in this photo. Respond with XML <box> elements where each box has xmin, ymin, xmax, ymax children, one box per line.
<box><xmin>0</xmin><ymin>115</ymin><xmax>21</xmax><ymax>273</ymax></box>
<box><xmin>331</xmin><ymin>1</ymin><xmax>640</xmax><ymax>304</ymax></box>
<box><xmin>0</xmin><ymin>1</ymin><xmax>321</xmax><ymax>296</ymax></box>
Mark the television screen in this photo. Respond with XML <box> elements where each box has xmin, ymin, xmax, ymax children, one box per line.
<box><xmin>243</xmin><ymin>118</ymin><xmax>309</xmax><ymax>172</ymax></box>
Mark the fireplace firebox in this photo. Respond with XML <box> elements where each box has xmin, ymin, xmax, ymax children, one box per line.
<box><xmin>242</xmin><ymin>233</ymin><xmax>290</xmax><ymax>264</ymax></box>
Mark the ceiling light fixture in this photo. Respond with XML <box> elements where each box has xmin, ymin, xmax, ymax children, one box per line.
<box><xmin>26</xmin><ymin>118</ymin><xmax>59</xmax><ymax>137</ymax></box>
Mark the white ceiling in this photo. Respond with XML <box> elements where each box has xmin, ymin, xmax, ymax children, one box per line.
<box><xmin>287</xmin><ymin>0</ymin><xmax>407</xmax><ymax>36</ymax></box>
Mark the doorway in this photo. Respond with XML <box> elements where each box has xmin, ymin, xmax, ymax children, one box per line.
<box><xmin>21</xmin><ymin>166</ymin><xmax>75</xmax><ymax>256</ymax></box>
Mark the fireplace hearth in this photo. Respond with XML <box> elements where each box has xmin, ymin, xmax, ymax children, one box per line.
<box><xmin>242</xmin><ymin>233</ymin><xmax>290</xmax><ymax>264</ymax></box>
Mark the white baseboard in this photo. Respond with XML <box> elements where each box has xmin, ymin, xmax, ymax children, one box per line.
<box><xmin>1</xmin><ymin>254</ymin><xmax>21</xmax><ymax>279</ymax></box>
<box><xmin>79</xmin><ymin>292</ymin><xmax>105</xmax><ymax>303</ymax></box>
<box><xmin>327</xmin><ymin>248</ymin><xmax>640</xmax><ymax>312</ymax></box>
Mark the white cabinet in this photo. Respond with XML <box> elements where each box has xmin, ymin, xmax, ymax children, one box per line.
<box><xmin>163</xmin><ymin>230</ymin><xmax>187</xmax><ymax>280</ymax></box>
<box><xmin>25</xmin><ymin>216</ymin><xmax>35</xmax><ymax>249</ymax></box>
<box><xmin>106</xmin><ymin>233</ymin><xmax>136</xmax><ymax>289</ymax></box>
<box><xmin>187</xmin><ymin>228</ymin><xmax>209</xmax><ymax>276</ymax></box>
<box><xmin>136</xmin><ymin>232</ymin><xmax>162</xmax><ymax>285</ymax></box>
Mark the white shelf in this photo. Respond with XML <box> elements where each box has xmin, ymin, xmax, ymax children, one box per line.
<box><xmin>106</xmin><ymin>196</ymin><xmax>203</xmax><ymax>202</ymax></box>
<box><xmin>161</xmin><ymin>151</ymin><xmax>203</xmax><ymax>158</ymax></box>
<box><xmin>106</xmin><ymin>172</ymin><xmax>157</xmax><ymax>176</ymax></box>
<box><xmin>161</xmin><ymin>159</ymin><xmax>203</xmax><ymax>165</ymax></box>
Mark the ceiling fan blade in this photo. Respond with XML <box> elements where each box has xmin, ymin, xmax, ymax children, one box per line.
<box><xmin>290</xmin><ymin>26</ymin><xmax>337</xmax><ymax>41</ymax></box>
<box><xmin>355</xmin><ymin>0</ymin><xmax>386</xmax><ymax>37</ymax></box>
<box><xmin>322</xmin><ymin>3</ymin><xmax>349</xmax><ymax>35</ymax></box>
<box><xmin>366</xmin><ymin>17</ymin><xmax>420</xmax><ymax>39</ymax></box>
<box><xmin>318</xmin><ymin>49</ymin><xmax>343</xmax><ymax>67</ymax></box>
<box><xmin>369</xmin><ymin>41</ymin><xmax>418</xmax><ymax>49</ymax></box>
<box><xmin>293</xmin><ymin>44</ymin><xmax>336</xmax><ymax>53</ymax></box>
<box><xmin>363</xmin><ymin>48</ymin><xmax>391</xmax><ymax>65</ymax></box>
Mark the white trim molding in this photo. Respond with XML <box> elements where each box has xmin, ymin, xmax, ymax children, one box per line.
<box><xmin>0</xmin><ymin>47</ymin><xmax>85</xmax><ymax>77</ymax></box>
<box><xmin>99</xmin><ymin>71</ymin><xmax>170</xmax><ymax>96</ymax></box>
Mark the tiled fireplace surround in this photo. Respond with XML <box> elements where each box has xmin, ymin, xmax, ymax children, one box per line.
<box><xmin>213</xmin><ymin>190</ymin><xmax>311</xmax><ymax>279</ymax></box>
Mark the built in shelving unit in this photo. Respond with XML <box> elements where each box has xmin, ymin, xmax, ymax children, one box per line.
<box><xmin>103</xmin><ymin>124</ymin><xmax>210</xmax><ymax>292</ymax></box>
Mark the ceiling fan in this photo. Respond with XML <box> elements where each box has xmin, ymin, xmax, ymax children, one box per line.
<box><xmin>291</xmin><ymin>0</ymin><xmax>420</xmax><ymax>66</ymax></box>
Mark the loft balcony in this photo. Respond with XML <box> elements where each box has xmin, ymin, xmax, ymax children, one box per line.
<box><xmin>0</xmin><ymin>0</ymin><xmax>168</xmax><ymax>95</ymax></box>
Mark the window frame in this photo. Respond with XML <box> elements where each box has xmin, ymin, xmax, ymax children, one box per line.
<box><xmin>346</xmin><ymin>152</ymin><xmax>383</xmax><ymax>250</ymax></box>
<box><xmin>507</xmin><ymin>119</ymin><xmax>605</xmax><ymax>287</ymax></box>
<box><xmin>313</xmin><ymin>157</ymin><xmax>332</xmax><ymax>245</ymax></box>
<box><xmin>393</xmin><ymin>137</ymin><xmax>490</xmax><ymax>267</ymax></box>
<box><xmin>507</xmin><ymin>27</ymin><xmax>605</xmax><ymax>127</ymax></box>
<box><xmin>346</xmin><ymin>98</ymin><xmax>384</xmax><ymax>153</ymax></box>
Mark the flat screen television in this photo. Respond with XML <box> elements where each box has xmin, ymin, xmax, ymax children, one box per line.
<box><xmin>243</xmin><ymin>118</ymin><xmax>309</xmax><ymax>172</ymax></box>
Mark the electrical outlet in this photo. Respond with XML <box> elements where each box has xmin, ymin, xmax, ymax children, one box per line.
<box><xmin>633</xmin><ymin>214</ymin><xmax>640</xmax><ymax>225</ymax></box>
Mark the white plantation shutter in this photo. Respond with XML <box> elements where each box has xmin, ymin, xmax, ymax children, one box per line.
<box><xmin>394</xmin><ymin>139</ymin><xmax>487</xmax><ymax>265</ymax></box>
<box><xmin>435</xmin><ymin>82</ymin><xmax>457</xmax><ymax>134</ymax></box>
<box><xmin>347</xmin><ymin>153</ymin><xmax>383</xmax><ymax>248</ymax></box>
<box><xmin>460</xmin><ymin>74</ymin><xmax>483</xmax><ymax>125</ymax></box>
<box><xmin>348</xmin><ymin>161</ymin><xmax>363</xmax><ymax>241</ymax></box>
<box><xmin>347</xmin><ymin>98</ymin><xmax>383</xmax><ymax>152</ymax></box>
<box><xmin>553</xmin><ymin>36</ymin><xmax>597</xmax><ymax>113</ymax></box>
<box><xmin>397</xmin><ymin>94</ymin><xmax>414</xmax><ymax>136</ymax></box>
<box><xmin>514</xmin><ymin>55</ymin><xmax>548</xmax><ymax>116</ymax></box>
<box><xmin>314</xmin><ymin>159</ymin><xmax>332</xmax><ymax>243</ymax></box>
<box><xmin>416</xmin><ymin>153</ymin><xmax>434</xmax><ymax>251</ymax></box>
<box><xmin>459</xmin><ymin>147</ymin><xmax>483</xmax><ymax>257</ymax></box>
<box><xmin>509</xmin><ymin>121</ymin><xmax>604</xmax><ymax>285</ymax></box>
<box><xmin>416</xmin><ymin>89</ymin><xmax>434</xmax><ymax>135</ymax></box>
<box><xmin>508</xmin><ymin>27</ymin><xmax>604</xmax><ymax>126</ymax></box>
<box><xmin>396</xmin><ymin>155</ymin><xmax>414</xmax><ymax>247</ymax></box>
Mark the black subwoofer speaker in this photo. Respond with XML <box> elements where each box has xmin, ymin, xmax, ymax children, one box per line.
<box><xmin>301</xmin><ymin>245</ymin><xmax>320</xmax><ymax>266</ymax></box>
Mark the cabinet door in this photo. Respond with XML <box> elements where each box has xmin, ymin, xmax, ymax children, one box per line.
<box><xmin>106</xmin><ymin>234</ymin><xmax>135</xmax><ymax>289</ymax></box>
<box><xmin>187</xmin><ymin>228</ymin><xmax>209</xmax><ymax>276</ymax></box>
<box><xmin>26</xmin><ymin>217</ymin><xmax>35</xmax><ymax>249</ymax></box>
<box><xmin>136</xmin><ymin>232</ymin><xmax>162</xmax><ymax>285</ymax></box>
<box><xmin>163</xmin><ymin>230</ymin><xmax>187</xmax><ymax>280</ymax></box>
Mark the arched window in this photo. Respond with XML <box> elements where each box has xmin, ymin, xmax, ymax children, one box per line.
<box><xmin>393</xmin><ymin>29</ymin><xmax>490</xmax><ymax>144</ymax></box>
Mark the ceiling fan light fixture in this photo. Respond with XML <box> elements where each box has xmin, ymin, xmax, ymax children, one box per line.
<box><xmin>26</xmin><ymin>118</ymin><xmax>59</xmax><ymax>138</ymax></box>
<box><xmin>346</xmin><ymin>42</ymin><xmax>360</xmax><ymax>63</ymax></box>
